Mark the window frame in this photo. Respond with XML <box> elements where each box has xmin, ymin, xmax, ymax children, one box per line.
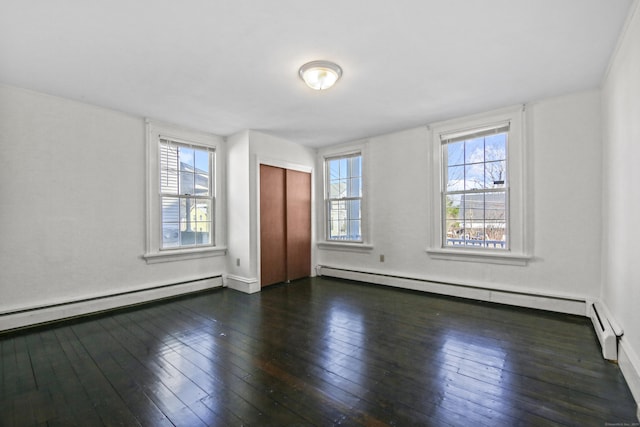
<box><xmin>427</xmin><ymin>106</ymin><xmax>531</xmax><ymax>265</ymax></box>
<box><xmin>317</xmin><ymin>142</ymin><xmax>372</xmax><ymax>252</ymax></box>
<box><xmin>325</xmin><ymin>152</ymin><xmax>363</xmax><ymax>242</ymax></box>
<box><xmin>159</xmin><ymin>138</ymin><xmax>215</xmax><ymax>250</ymax></box>
<box><xmin>441</xmin><ymin>123</ymin><xmax>510</xmax><ymax>250</ymax></box>
<box><xmin>144</xmin><ymin>120</ymin><xmax>226</xmax><ymax>263</ymax></box>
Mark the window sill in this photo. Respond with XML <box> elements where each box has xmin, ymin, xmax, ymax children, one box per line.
<box><xmin>317</xmin><ymin>241</ymin><xmax>374</xmax><ymax>253</ymax></box>
<box><xmin>426</xmin><ymin>247</ymin><xmax>531</xmax><ymax>266</ymax></box>
<box><xmin>143</xmin><ymin>246</ymin><xmax>227</xmax><ymax>264</ymax></box>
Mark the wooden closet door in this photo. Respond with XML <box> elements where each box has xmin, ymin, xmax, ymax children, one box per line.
<box><xmin>260</xmin><ymin>165</ymin><xmax>287</xmax><ymax>287</ymax></box>
<box><xmin>286</xmin><ymin>169</ymin><xmax>311</xmax><ymax>281</ymax></box>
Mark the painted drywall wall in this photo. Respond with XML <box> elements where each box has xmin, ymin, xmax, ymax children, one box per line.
<box><xmin>0</xmin><ymin>85</ymin><xmax>226</xmax><ymax>314</ymax></box>
<box><xmin>226</xmin><ymin>130</ymin><xmax>253</xmax><ymax>280</ymax></box>
<box><xmin>317</xmin><ymin>90</ymin><xmax>603</xmax><ymax>301</ymax></box>
<box><xmin>602</xmin><ymin>0</ymin><xmax>640</xmax><ymax>404</ymax></box>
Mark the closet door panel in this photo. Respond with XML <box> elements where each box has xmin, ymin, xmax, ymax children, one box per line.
<box><xmin>260</xmin><ymin>165</ymin><xmax>287</xmax><ymax>287</ymax></box>
<box><xmin>286</xmin><ymin>169</ymin><xmax>311</xmax><ymax>281</ymax></box>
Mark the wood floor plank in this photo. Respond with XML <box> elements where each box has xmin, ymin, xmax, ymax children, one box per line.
<box><xmin>1</xmin><ymin>277</ymin><xmax>638</xmax><ymax>426</ymax></box>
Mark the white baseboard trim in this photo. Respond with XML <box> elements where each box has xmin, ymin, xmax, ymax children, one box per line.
<box><xmin>317</xmin><ymin>265</ymin><xmax>586</xmax><ymax>316</ymax></box>
<box><xmin>0</xmin><ymin>276</ymin><xmax>223</xmax><ymax>333</ymax></box>
<box><xmin>225</xmin><ymin>274</ymin><xmax>260</xmax><ymax>294</ymax></box>
<box><xmin>619</xmin><ymin>339</ymin><xmax>640</xmax><ymax>421</ymax></box>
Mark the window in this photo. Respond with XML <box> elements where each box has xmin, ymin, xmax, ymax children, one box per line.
<box><xmin>428</xmin><ymin>106</ymin><xmax>529</xmax><ymax>265</ymax></box>
<box><xmin>442</xmin><ymin>125</ymin><xmax>508</xmax><ymax>249</ymax></box>
<box><xmin>144</xmin><ymin>120</ymin><xmax>225</xmax><ymax>263</ymax></box>
<box><xmin>160</xmin><ymin>139</ymin><xmax>214</xmax><ymax>249</ymax></box>
<box><xmin>326</xmin><ymin>153</ymin><xmax>362</xmax><ymax>241</ymax></box>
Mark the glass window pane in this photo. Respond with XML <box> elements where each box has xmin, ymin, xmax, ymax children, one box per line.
<box><xmin>329</xmin><ymin>199</ymin><xmax>347</xmax><ymax>240</ymax></box>
<box><xmin>160</xmin><ymin>143</ymin><xmax>179</xmax><ymax>194</ymax></box>
<box><xmin>336</xmin><ymin>179</ymin><xmax>347</xmax><ymax>198</ymax></box>
<box><xmin>339</xmin><ymin>158</ymin><xmax>348</xmax><ymax>179</ymax></box>
<box><xmin>330</xmin><ymin>219</ymin><xmax>346</xmax><ymax>239</ymax></box>
<box><xmin>162</xmin><ymin>223</ymin><xmax>180</xmax><ymax>248</ymax></box>
<box><xmin>179</xmin><ymin>147</ymin><xmax>194</xmax><ymax>171</ymax></box>
<box><xmin>465</xmin><ymin>164</ymin><xmax>484</xmax><ymax>190</ymax></box>
<box><xmin>328</xmin><ymin>179</ymin><xmax>341</xmax><ymax>198</ymax></box>
<box><xmin>485</xmin><ymin>161</ymin><xmax>506</xmax><ymax>188</ymax></box>
<box><xmin>485</xmin><ymin>220</ymin><xmax>507</xmax><ymax>247</ymax></box>
<box><xmin>180</xmin><ymin>228</ymin><xmax>196</xmax><ymax>245</ymax></box>
<box><xmin>445</xmin><ymin>194</ymin><xmax>462</xmax><ymax>221</ymax></box>
<box><xmin>180</xmin><ymin>197</ymin><xmax>195</xmax><ymax>244</ymax></box>
<box><xmin>485</xmin><ymin>192</ymin><xmax>506</xmax><ymax>220</ymax></box>
<box><xmin>161</xmin><ymin>197</ymin><xmax>180</xmax><ymax>223</ymax></box>
<box><xmin>160</xmin><ymin>143</ymin><xmax>179</xmax><ymax>171</ymax></box>
<box><xmin>445</xmin><ymin>220</ymin><xmax>463</xmax><ymax>244</ymax></box>
<box><xmin>329</xmin><ymin>159</ymin><xmax>340</xmax><ymax>181</ymax></box>
<box><xmin>194</xmin><ymin>149</ymin><xmax>209</xmax><ymax>174</ymax></box>
<box><xmin>195</xmin><ymin>200</ymin><xmax>211</xmax><ymax>221</ymax></box>
<box><xmin>463</xmin><ymin>193</ymin><xmax>484</xmax><ymax>220</ymax></box>
<box><xmin>348</xmin><ymin>220</ymin><xmax>361</xmax><ymax>241</ymax></box>
<box><xmin>180</xmin><ymin>171</ymin><xmax>195</xmax><ymax>195</ymax></box>
<box><xmin>194</xmin><ymin>173</ymin><xmax>210</xmax><ymax>196</ymax></box>
<box><xmin>161</xmin><ymin>168</ymin><xmax>178</xmax><ymax>194</ymax></box>
<box><xmin>465</xmin><ymin>137</ymin><xmax>484</xmax><ymax>164</ymax></box>
<box><xmin>485</xmin><ymin>133</ymin><xmax>507</xmax><ymax>161</ymax></box>
<box><xmin>350</xmin><ymin>156</ymin><xmax>362</xmax><ymax>177</ymax></box>
<box><xmin>348</xmin><ymin>177</ymin><xmax>361</xmax><ymax>197</ymax></box>
<box><xmin>329</xmin><ymin>200</ymin><xmax>345</xmax><ymax>221</ymax></box>
<box><xmin>196</xmin><ymin>229</ymin><xmax>211</xmax><ymax>245</ymax></box>
<box><xmin>347</xmin><ymin>199</ymin><xmax>361</xmax><ymax>221</ymax></box>
<box><xmin>179</xmin><ymin>198</ymin><xmax>188</xmax><ymax>225</ymax></box>
<box><xmin>446</xmin><ymin>141</ymin><xmax>465</xmax><ymax>166</ymax></box>
<box><xmin>447</xmin><ymin>166</ymin><xmax>464</xmax><ymax>191</ymax></box>
<box><xmin>331</xmin><ymin>221</ymin><xmax>340</xmax><ymax>239</ymax></box>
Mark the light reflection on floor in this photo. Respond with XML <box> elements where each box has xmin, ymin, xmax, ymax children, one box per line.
<box><xmin>434</xmin><ymin>331</ymin><xmax>512</xmax><ymax>421</ymax></box>
<box><xmin>317</xmin><ymin>303</ymin><xmax>366</xmax><ymax>407</ymax></box>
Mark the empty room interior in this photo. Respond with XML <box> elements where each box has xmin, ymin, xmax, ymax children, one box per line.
<box><xmin>1</xmin><ymin>0</ymin><xmax>640</xmax><ymax>425</ymax></box>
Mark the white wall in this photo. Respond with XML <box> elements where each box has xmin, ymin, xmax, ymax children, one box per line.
<box><xmin>602</xmin><ymin>0</ymin><xmax>640</xmax><ymax>406</ymax></box>
<box><xmin>0</xmin><ymin>85</ymin><xmax>226</xmax><ymax>319</ymax></box>
<box><xmin>317</xmin><ymin>90</ymin><xmax>603</xmax><ymax>304</ymax></box>
<box><xmin>226</xmin><ymin>130</ymin><xmax>252</xmax><ymax>280</ymax></box>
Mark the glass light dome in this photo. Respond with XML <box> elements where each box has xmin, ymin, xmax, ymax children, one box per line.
<box><xmin>298</xmin><ymin>60</ymin><xmax>342</xmax><ymax>90</ymax></box>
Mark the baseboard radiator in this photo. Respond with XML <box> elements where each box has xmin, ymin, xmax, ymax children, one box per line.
<box><xmin>317</xmin><ymin>266</ymin><xmax>586</xmax><ymax>316</ymax></box>
<box><xmin>0</xmin><ymin>276</ymin><xmax>223</xmax><ymax>333</ymax></box>
<box><xmin>589</xmin><ymin>302</ymin><xmax>622</xmax><ymax>361</ymax></box>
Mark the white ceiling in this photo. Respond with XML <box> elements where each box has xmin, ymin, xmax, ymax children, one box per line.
<box><xmin>0</xmin><ymin>0</ymin><xmax>633</xmax><ymax>147</ymax></box>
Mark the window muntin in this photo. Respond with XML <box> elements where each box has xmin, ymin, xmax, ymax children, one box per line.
<box><xmin>160</xmin><ymin>139</ymin><xmax>215</xmax><ymax>249</ymax></box>
<box><xmin>442</xmin><ymin>125</ymin><xmax>508</xmax><ymax>249</ymax></box>
<box><xmin>326</xmin><ymin>153</ymin><xmax>362</xmax><ymax>241</ymax></box>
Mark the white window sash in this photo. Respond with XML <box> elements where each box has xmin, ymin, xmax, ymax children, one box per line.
<box><xmin>325</xmin><ymin>153</ymin><xmax>363</xmax><ymax>242</ymax></box>
<box><xmin>317</xmin><ymin>141</ymin><xmax>371</xmax><ymax>250</ymax></box>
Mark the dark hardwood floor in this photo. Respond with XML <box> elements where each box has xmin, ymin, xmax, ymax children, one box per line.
<box><xmin>1</xmin><ymin>277</ymin><xmax>637</xmax><ymax>426</ymax></box>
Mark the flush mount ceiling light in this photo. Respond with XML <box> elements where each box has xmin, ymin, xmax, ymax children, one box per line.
<box><xmin>298</xmin><ymin>60</ymin><xmax>343</xmax><ymax>90</ymax></box>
